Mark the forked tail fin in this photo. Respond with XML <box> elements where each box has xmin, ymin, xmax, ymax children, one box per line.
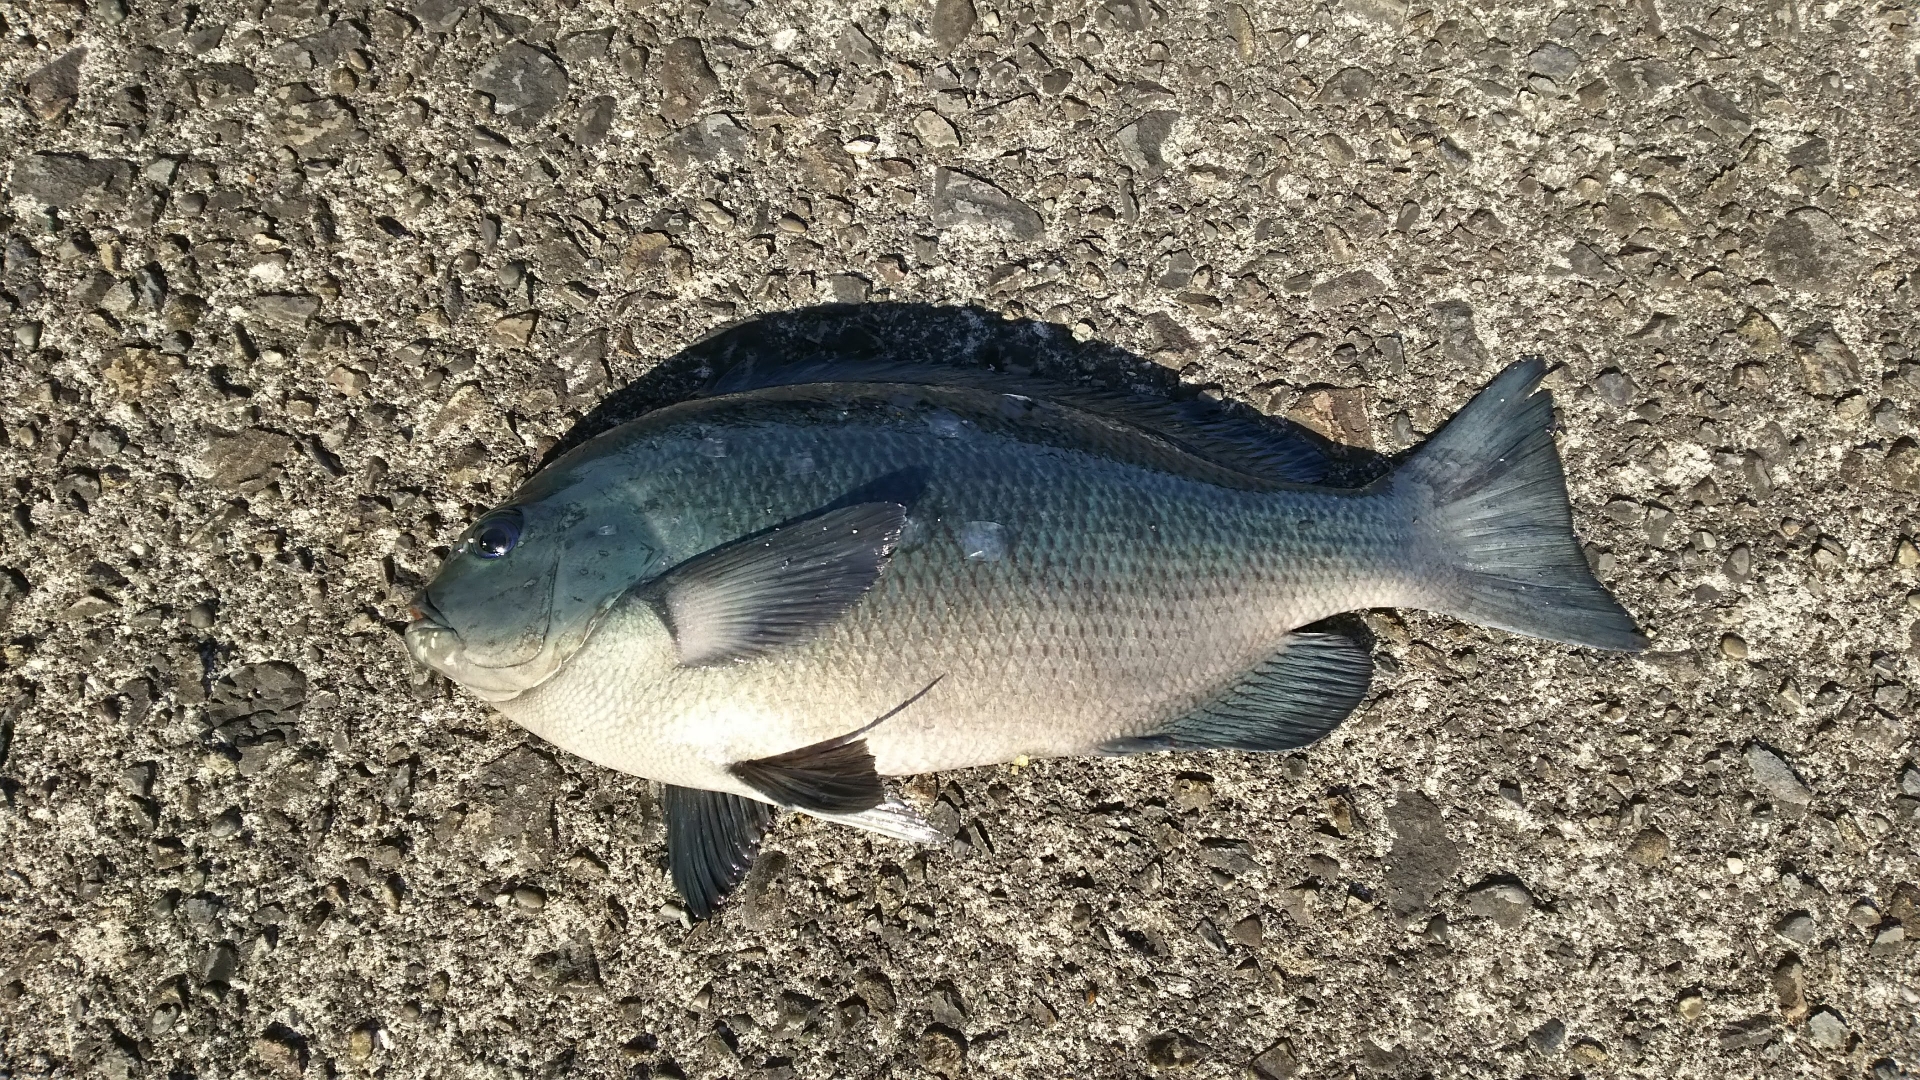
<box><xmin>1393</xmin><ymin>359</ymin><xmax>1647</xmax><ymax>652</ymax></box>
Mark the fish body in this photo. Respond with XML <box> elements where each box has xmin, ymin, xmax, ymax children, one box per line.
<box><xmin>406</xmin><ymin>358</ymin><xmax>1644</xmax><ymax>914</ymax></box>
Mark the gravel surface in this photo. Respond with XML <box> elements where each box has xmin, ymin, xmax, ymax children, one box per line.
<box><xmin>3</xmin><ymin>0</ymin><xmax>1918</xmax><ymax>1076</ymax></box>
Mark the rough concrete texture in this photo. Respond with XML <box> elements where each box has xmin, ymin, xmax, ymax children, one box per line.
<box><xmin>2</xmin><ymin>0</ymin><xmax>1918</xmax><ymax>1075</ymax></box>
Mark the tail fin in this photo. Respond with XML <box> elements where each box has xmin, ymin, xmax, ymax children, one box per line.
<box><xmin>1393</xmin><ymin>359</ymin><xmax>1647</xmax><ymax>652</ymax></box>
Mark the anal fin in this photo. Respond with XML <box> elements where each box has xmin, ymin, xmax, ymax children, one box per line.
<box><xmin>1101</xmin><ymin>632</ymin><xmax>1373</xmax><ymax>754</ymax></box>
<box><xmin>664</xmin><ymin>785</ymin><xmax>775</xmax><ymax>919</ymax></box>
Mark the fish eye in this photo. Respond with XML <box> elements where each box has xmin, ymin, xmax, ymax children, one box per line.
<box><xmin>470</xmin><ymin>509</ymin><xmax>523</xmax><ymax>559</ymax></box>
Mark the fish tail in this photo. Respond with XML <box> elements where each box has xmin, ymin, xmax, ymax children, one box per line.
<box><xmin>1391</xmin><ymin>359</ymin><xmax>1647</xmax><ymax>652</ymax></box>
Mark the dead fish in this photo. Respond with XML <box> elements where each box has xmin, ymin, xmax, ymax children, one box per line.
<box><xmin>406</xmin><ymin>357</ymin><xmax>1644</xmax><ymax>916</ymax></box>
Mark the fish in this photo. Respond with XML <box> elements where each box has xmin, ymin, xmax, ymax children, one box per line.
<box><xmin>405</xmin><ymin>356</ymin><xmax>1645</xmax><ymax>917</ymax></box>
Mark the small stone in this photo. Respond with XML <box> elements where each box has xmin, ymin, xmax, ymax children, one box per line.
<box><xmin>1338</xmin><ymin>0</ymin><xmax>1407</xmax><ymax>26</ymax></box>
<box><xmin>839</xmin><ymin>22</ymin><xmax>883</xmax><ymax>67</ymax></box>
<box><xmin>9</xmin><ymin>152</ymin><xmax>128</xmax><ymax>207</ymax></box>
<box><xmin>915</xmin><ymin>1027</ymin><xmax>965</xmax><ymax>1076</ymax></box>
<box><xmin>1887</xmin><ymin>440</ymin><xmax>1920</xmax><ymax>495</ymax></box>
<box><xmin>327</xmin><ymin>366</ymin><xmax>370</xmax><ymax>396</ymax></box>
<box><xmin>1805</xmin><ymin>1008</ymin><xmax>1847</xmax><ymax>1050</ymax></box>
<box><xmin>1144</xmin><ymin>1032</ymin><xmax>1202</xmax><ymax>1067</ymax></box>
<box><xmin>1173</xmin><ymin>775</ymin><xmax>1212</xmax><ymax>811</ymax></box>
<box><xmin>473</xmin><ymin>43</ymin><xmax>568</xmax><ymax>127</ymax></box>
<box><xmin>742</xmin><ymin>62</ymin><xmax>815</xmax><ymax>118</ymax></box>
<box><xmin>1114</xmin><ymin>110</ymin><xmax>1180</xmax><ymax>176</ymax></box>
<box><xmin>929</xmin><ymin>0</ymin><xmax>976</xmax><ymax>47</ymax></box>
<box><xmin>566</xmin><ymin>851</ymin><xmax>608</xmax><ymax>879</ymax></box>
<box><xmin>1594</xmin><ymin>369</ymin><xmax>1637</xmax><ymax>408</ymax></box>
<box><xmin>152</xmin><ymin>837</ymin><xmax>189</xmax><ymax>869</ymax></box>
<box><xmin>1718</xmin><ymin>1016</ymin><xmax>1779</xmax><ymax>1051</ymax></box>
<box><xmin>1873</xmin><ymin>923</ymin><xmax>1907</xmax><ymax>954</ymax></box>
<box><xmin>1792</xmin><ymin>323</ymin><xmax>1861</xmax><ymax>396</ymax></box>
<box><xmin>1627</xmin><ymin>827</ymin><xmax>1670</xmax><ymax>866</ymax></box>
<box><xmin>63</xmin><ymin>593</ymin><xmax>117</xmax><ymax>620</ymax></box>
<box><xmin>1229</xmin><ymin>914</ymin><xmax>1262</xmax><ymax>948</ymax></box>
<box><xmin>411</xmin><ymin>0</ymin><xmax>466</xmax><ymax>32</ymax></box>
<box><xmin>1764</xmin><ymin>208</ymin><xmax>1846</xmax><ymax>295</ymax></box>
<box><xmin>1529</xmin><ymin>43</ymin><xmax>1580</xmax><ymax>83</ymax></box>
<box><xmin>0</xmin><ymin>571</ymin><xmax>26</xmax><ymax>621</ymax></box>
<box><xmin>558</xmin><ymin>27</ymin><xmax>612</xmax><ymax>64</ymax></box>
<box><xmin>827</xmin><ymin>273</ymin><xmax>870</xmax><ymax>303</ymax></box>
<box><xmin>248</xmin><ymin>293</ymin><xmax>321</xmax><ymax>331</ymax></box>
<box><xmin>655</xmin><ymin>38</ymin><xmax>719</xmax><ymax>125</ymax></box>
<box><xmin>23</xmin><ymin>48</ymin><xmax>86</xmax><ymax>121</ymax></box>
<box><xmin>913</xmin><ymin>109</ymin><xmax>960</xmax><ymax>149</ymax></box>
<box><xmin>102</xmin><ymin>349</ymin><xmax>184</xmax><ymax>397</ymax></box>
<box><xmin>254</xmin><ymin>1031</ymin><xmax>305</xmax><ymax>1076</ymax></box>
<box><xmin>1720</xmin><ymin>634</ymin><xmax>1749</xmax><ymax>660</ymax></box>
<box><xmin>1309</xmin><ymin>270</ymin><xmax>1383</xmax><ymax>309</ymax></box>
<box><xmin>1285</xmin><ymin>387</ymin><xmax>1373</xmax><ymax>448</ymax></box>
<box><xmin>276</xmin><ymin>96</ymin><xmax>354</xmax><ymax>148</ymax></box>
<box><xmin>492</xmin><ymin>312</ymin><xmax>538</xmax><ymax>347</ymax></box>
<box><xmin>511</xmin><ymin>885</ymin><xmax>546</xmax><ymax>910</ymax></box>
<box><xmin>1250</xmin><ymin>1040</ymin><xmax>1299</xmax><ymax>1079</ymax></box>
<box><xmin>187</xmin><ymin>599</ymin><xmax>218</xmax><ymax>628</ymax></box>
<box><xmin>1463</xmin><ymin>880</ymin><xmax>1533</xmax><ymax>929</ymax></box>
<box><xmin>1847</xmin><ymin>900</ymin><xmax>1879</xmax><ymax>929</ymax></box>
<box><xmin>574</xmin><ymin>94</ymin><xmax>615</xmax><ymax>146</ymax></box>
<box><xmin>1569</xmin><ymin>1039</ymin><xmax>1608</xmax><ymax>1065</ymax></box>
<box><xmin>1734</xmin><ymin>309</ymin><xmax>1782</xmax><ymax>352</ymax></box>
<box><xmin>929</xmin><ymin>168</ymin><xmax>1042</xmax><ymax>240</ymax></box>
<box><xmin>1745</xmin><ymin>744</ymin><xmax>1813</xmax><ymax>807</ymax></box>
<box><xmin>1772</xmin><ymin>954</ymin><xmax>1807</xmax><ymax>1020</ymax></box>
<box><xmin>1383</xmin><ymin>791</ymin><xmax>1459</xmax><ymax>915</ymax></box>
<box><xmin>1528</xmin><ymin>1018</ymin><xmax>1566</xmax><ymax>1054</ymax></box>
<box><xmin>656</xmin><ymin>113</ymin><xmax>750</xmax><ymax>176</ymax></box>
<box><xmin>346</xmin><ymin>1025</ymin><xmax>375</xmax><ymax>1062</ymax></box>
<box><xmin>1774</xmin><ymin>912</ymin><xmax>1817</xmax><ymax>947</ymax></box>
<box><xmin>1319</xmin><ymin>65</ymin><xmax>1376</xmax><ymax>104</ymax></box>
<box><xmin>1676</xmin><ymin>991</ymin><xmax>1705</xmax><ymax>1021</ymax></box>
<box><xmin>199</xmin><ymin>429</ymin><xmax>295</xmax><ymax>490</ymax></box>
<box><xmin>1895</xmin><ymin>538</ymin><xmax>1918</xmax><ymax>569</ymax></box>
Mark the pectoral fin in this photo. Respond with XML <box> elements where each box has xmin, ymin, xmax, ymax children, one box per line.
<box><xmin>1100</xmin><ymin>632</ymin><xmax>1373</xmax><ymax>754</ymax></box>
<box><xmin>730</xmin><ymin>728</ymin><xmax>885</xmax><ymax>815</ymax></box>
<box><xmin>663</xmin><ymin>784</ymin><xmax>775</xmax><ymax>919</ymax></box>
<box><xmin>653</xmin><ymin>501</ymin><xmax>909</xmax><ymax>666</ymax></box>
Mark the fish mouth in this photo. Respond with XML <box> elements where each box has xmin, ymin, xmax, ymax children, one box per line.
<box><xmin>403</xmin><ymin>590</ymin><xmax>459</xmax><ymax>674</ymax></box>
<box><xmin>401</xmin><ymin>586</ymin><xmax>556</xmax><ymax>703</ymax></box>
<box><xmin>407</xmin><ymin>590</ymin><xmax>451</xmax><ymax>631</ymax></box>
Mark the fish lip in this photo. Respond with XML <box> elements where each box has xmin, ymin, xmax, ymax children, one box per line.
<box><xmin>407</xmin><ymin>591</ymin><xmax>451</xmax><ymax>631</ymax></box>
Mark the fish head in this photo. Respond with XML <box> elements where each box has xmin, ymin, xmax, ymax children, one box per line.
<box><xmin>405</xmin><ymin>458</ymin><xmax>667</xmax><ymax>701</ymax></box>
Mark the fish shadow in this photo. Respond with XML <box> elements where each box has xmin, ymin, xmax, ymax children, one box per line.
<box><xmin>547</xmin><ymin>302</ymin><xmax>1393</xmax><ymax>487</ymax></box>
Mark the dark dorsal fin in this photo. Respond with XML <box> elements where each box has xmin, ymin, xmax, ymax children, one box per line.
<box><xmin>706</xmin><ymin>358</ymin><xmax>1330</xmax><ymax>485</ymax></box>
<box><xmin>650</xmin><ymin>501</ymin><xmax>908</xmax><ymax>666</ymax></box>
<box><xmin>663</xmin><ymin>785</ymin><xmax>775</xmax><ymax>919</ymax></box>
<box><xmin>1100</xmin><ymin>632</ymin><xmax>1374</xmax><ymax>754</ymax></box>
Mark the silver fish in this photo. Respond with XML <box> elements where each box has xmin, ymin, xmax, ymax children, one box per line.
<box><xmin>406</xmin><ymin>357</ymin><xmax>1644</xmax><ymax>915</ymax></box>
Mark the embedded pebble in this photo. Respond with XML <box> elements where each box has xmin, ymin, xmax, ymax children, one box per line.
<box><xmin>1746</xmin><ymin>745</ymin><xmax>1814</xmax><ymax>807</ymax></box>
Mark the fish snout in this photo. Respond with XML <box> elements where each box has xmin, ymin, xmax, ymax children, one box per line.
<box><xmin>407</xmin><ymin>591</ymin><xmax>450</xmax><ymax>630</ymax></box>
